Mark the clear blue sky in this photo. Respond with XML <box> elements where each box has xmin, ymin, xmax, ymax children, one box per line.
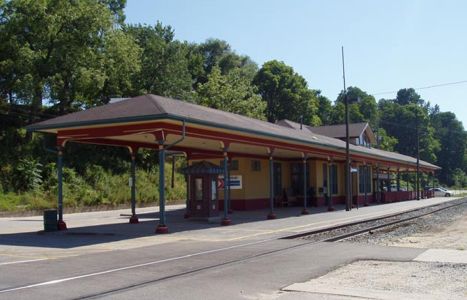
<box><xmin>125</xmin><ymin>0</ymin><xmax>467</xmax><ymax>127</ymax></box>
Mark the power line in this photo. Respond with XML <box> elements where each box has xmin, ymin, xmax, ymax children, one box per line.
<box><xmin>372</xmin><ymin>80</ymin><xmax>467</xmax><ymax>96</ymax></box>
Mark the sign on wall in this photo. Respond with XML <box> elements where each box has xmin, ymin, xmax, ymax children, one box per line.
<box><xmin>217</xmin><ymin>175</ymin><xmax>243</xmax><ymax>190</ymax></box>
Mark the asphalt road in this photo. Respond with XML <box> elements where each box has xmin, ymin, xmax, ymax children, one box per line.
<box><xmin>0</xmin><ymin>236</ymin><xmax>423</xmax><ymax>300</ymax></box>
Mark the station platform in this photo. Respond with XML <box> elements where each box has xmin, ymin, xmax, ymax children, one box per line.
<box><xmin>0</xmin><ymin>196</ymin><xmax>463</xmax><ymax>265</ymax></box>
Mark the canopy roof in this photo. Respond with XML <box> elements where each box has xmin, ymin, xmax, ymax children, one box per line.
<box><xmin>28</xmin><ymin>94</ymin><xmax>439</xmax><ymax>171</ymax></box>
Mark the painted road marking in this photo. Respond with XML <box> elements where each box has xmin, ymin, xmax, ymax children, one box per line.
<box><xmin>0</xmin><ymin>238</ymin><xmax>275</xmax><ymax>294</ymax></box>
<box><xmin>0</xmin><ymin>258</ymin><xmax>48</xmax><ymax>266</ymax></box>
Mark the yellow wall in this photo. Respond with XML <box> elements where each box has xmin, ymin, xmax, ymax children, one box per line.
<box><xmin>191</xmin><ymin>157</ymin><xmax>350</xmax><ymax>200</ymax></box>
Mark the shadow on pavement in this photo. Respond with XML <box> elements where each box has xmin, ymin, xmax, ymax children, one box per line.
<box><xmin>0</xmin><ymin>204</ymin><xmax>349</xmax><ymax>249</ymax></box>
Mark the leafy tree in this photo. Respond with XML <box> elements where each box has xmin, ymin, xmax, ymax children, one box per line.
<box><xmin>379</xmin><ymin>95</ymin><xmax>440</xmax><ymax>162</ymax></box>
<box><xmin>253</xmin><ymin>60</ymin><xmax>319</xmax><ymax>125</ymax></box>
<box><xmin>195</xmin><ymin>39</ymin><xmax>257</xmax><ymax>85</ymax></box>
<box><xmin>374</xmin><ymin>127</ymin><xmax>398</xmax><ymax>151</ymax></box>
<box><xmin>196</xmin><ymin>66</ymin><xmax>265</xmax><ymax>119</ymax></box>
<box><xmin>334</xmin><ymin>87</ymin><xmax>378</xmax><ymax>128</ymax></box>
<box><xmin>125</xmin><ymin>22</ymin><xmax>193</xmax><ymax>99</ymax></box>
<box><xmin>396</xmin><ymin>88</ymin><xmax>424</xmax><ymax>106</ymax></box>
<box><xmin>0</xmin><ymin>0</ymin><xmax>116</xmax><ymax>119</ymax></box>
<box><xmin>431</xmin><ymin>111</ymin><xmax>467</xmax><ymax>185</ymax></box>
<box><xmin>314</xmin><ymin>90</ymin><xmax>333</xmax><ymax>125</ymax></box>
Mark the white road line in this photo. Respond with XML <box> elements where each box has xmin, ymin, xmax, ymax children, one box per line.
<box><xmin>0</xmin><ymin>238</ymin><xmax>273</xmax><ymax>294</ymax></box>
<box><xmin>0</xmin><ymin>258</ymin><xmax>48</xmax><ymax>266</ymax></box>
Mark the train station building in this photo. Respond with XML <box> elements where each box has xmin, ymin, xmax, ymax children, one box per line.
<box><xmin>28</xmin><ymin>94</ymin><xmax>440</xmax><ymax>233</ymax></box>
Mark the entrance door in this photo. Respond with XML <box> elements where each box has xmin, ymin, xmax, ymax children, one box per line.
<box><xmin>273</xmin><ymin>162</ymin><xmax>282</xmax><ymax>196</ymax></box>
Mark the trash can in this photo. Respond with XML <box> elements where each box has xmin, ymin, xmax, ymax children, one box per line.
<box><xmin>43</xmin><ymin>209</ymin><xmax>58</xmax><ymax>232</ymax></box>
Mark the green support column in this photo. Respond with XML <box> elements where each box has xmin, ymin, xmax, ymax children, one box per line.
<box><xmin>327</xmin><ymin>160</ymin><xmax>335</xmax><ymax>211</ymax></box>
<box><xmin>156</xmin><ymin>144</ymin><xmax>168</xmax><ymax>233</ymax></box>
<box><xmin>267</xmin><ymin>155</ymin><xmax>276</xmax><ymax>219</ymax></box>
<box><xmin>221</xmin><ymin>150</ymin><xmax>231</xmax><ymax>225</ymax></box>
<box><xmin>184</xmin><ymin>174</ymin><xmax>190</xmax><ymax>218</ymax></box>
<box><xmin>397</xmin><ymin>169</ymin><xmax>401</xmax><ymax>191</ymax></box>
<box><xmin>129</xmin><ymin>154</ymin><xmax>139</xmax><ymax>224</ymax></box>
<box><xmin>376</xmin><ymin>165</ymin><xmax>380</xmax><ymax>203</ymax></box>
<box><xmin>227</xmin><ymin>158</ymin><xmax>232</xmax><ymax>214</ymax></box>
<box><xmin>386</xmin><ymin>167</ymin><xmax>391</xmax><ymax>192</ymax></box>
<box><xmin>364</xmin><ymin>165</ymin><xmax>368</xmax><ymax>206</ymax></box>
<box><xmin>57</xmin><ymin>148</ymin><xmax>67</xmax><ymax>230</ymax></box>
<box><xmin>301</xmin><ymin>156</ymin><xmax>309</xmax><ymax>215</ymax></box>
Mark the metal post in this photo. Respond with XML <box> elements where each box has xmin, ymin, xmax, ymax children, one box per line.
<box><xmin>302</xmin><ymin>156</ymin><xmax>309</xmax><ymax>215</ymax></box>
<box><xmin>227</xmin><ymin>158</ymin><xmax>232</xmax><ymax>214</ymax></box>
<box><xmin>407</xmin><ymin>170</ymin><xmax>410</xmax><ymax>192</ymax></box>
<box><xmin>57</xmin><ymin>148</ymin><xmax>67</xmax><ymax>230</ymax></box>
<box><xmin>342</xmin><ymin>46</ymin><xmax>351</xmax><ymax>212</ymax></box>
<box><xmin>376</xmin><ymin>165</ymin><xmax>380</xmax><ymax>203</ymax></box>
<box><xmin>156</xmin><ymin>143</ymin><xmax>168</xmax><ymax>233</ymax></box>
<box><xmin>328</xmin><ymin>159</ymin><xmax>335</xmax><ymax>211</ymax></box>
<box><xmin>387</xmin><ymin>167</ymin><xmax>391</xmax><ymax>192</ymax></box>
<box><xmin>184</xmin><ymin>173</ymin><xmax>190</xmax><ymax>218</ymax></box>
<box><xmin>221</xmin><ymin>150</ymin><xmax>231</xmax><ymax>225</ymax></box>
<box><xmin>432</xmin><ymin>171</ymin><xmax>435</xmax><ymax>197</ymax></box>
<box><xmin>364</xmin><ymin>165</ymin><xmax>368</xmax><ymax>206</ymax></box>
<box><xmin>416</xmin><ymin>113</ymin><xmax>420</xmax><ymax>200</ymax></box>
<box><xmin>129</xmin><ymin>153</ymin><xmax>139</xmax><ymax>223</ymax></box>
<box><xmin>397</xmin><ymin>169</ymin><xmax>400</xmax><ymax>191</ymax></box>
<box><xmin>267</xmin><ymin>155</ymin><xmax>276</xmax><ymax>219</ymax></box>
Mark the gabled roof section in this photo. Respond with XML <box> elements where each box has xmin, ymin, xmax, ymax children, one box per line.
<box><xmin>27</xmin><ymin>94</ymin><xmax>168</xmax><ymax>130</ymax></box>
<box><xmin>27</xmin><ymin>94</ymin><xmax>439</xmax><ymax>170</ymax></box>
<box><xmin>276</xmin><ymin>120</ymin><xmax>376</xmax><ymax>144</ymax></box>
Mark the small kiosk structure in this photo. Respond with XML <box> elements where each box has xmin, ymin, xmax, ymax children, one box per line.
<box><xmin>183</xmin><ymin>161</ymin><xmax>223</xmax><ymax>222</ymax></box>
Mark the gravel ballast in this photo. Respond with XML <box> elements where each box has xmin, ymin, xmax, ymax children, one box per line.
<box><xmin>343</xmin><ymin>198</ymin><xmax>467</xmax><ymax>249</ymax></box>
<box><xmin>283</xmin><ymin>260</ymin><xmax>467</xmax><ymax>300</ymax></box>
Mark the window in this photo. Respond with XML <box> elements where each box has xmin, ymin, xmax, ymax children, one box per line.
<box><xmin>291</xmin><ymin>162</ymin><xmax>309</xmax><ymax>195</ymax></box>
<box><xmin>322</xmin><ymin>163</ymin><xmax>327</xmax><ymax>190</ymax></box>
<box><xmin>251</xmin><ymin>160</ymin><xmax>261</xmax><ymax>171</ymax></box>
<box><xmin>359</xmin><ymin>166</ymin><xmax>371</xmax><ymax>193</ymax></box>
<box><xmin>330</xmin><ymin>165</ymin><xmax>338</xmax><ymax>194</ymax></box>
<box><xmin>195</xmin><ymin>178</ymin><xmax>203</xmax><ymax>201</ymax></box>
<box><xmin>211</xmin><ymin>179</ymin><xmax>217</xmax><ymax>201</ymax></box>
<box><xmin>219</xmin><ymin>159</ymin><xmax>239</xmax><ymax>171</ymax></box>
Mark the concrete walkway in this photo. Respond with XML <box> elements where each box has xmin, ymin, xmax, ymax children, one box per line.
<box><xmin>0</xmin><ymin>197</ymin><xmax>463</xmax><ymax>263</ymax></box>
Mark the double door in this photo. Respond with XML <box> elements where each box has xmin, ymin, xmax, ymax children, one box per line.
<box><xmin>190</xmin><ymin>175</ymin><xmax>218</xmax><ymax>218</ymax></box>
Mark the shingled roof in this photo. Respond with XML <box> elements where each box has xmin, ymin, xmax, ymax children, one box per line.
<box><xmin>28</xmin><ymin>94</ymin><xmax>439</xmax><ymax>170</ymax></box>
<box><xmin>276</xmin><ymin>120</ymin><xmax>375</xmax><ymax>143</ymax></box>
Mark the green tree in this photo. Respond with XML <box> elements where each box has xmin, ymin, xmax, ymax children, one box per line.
<box><xmin>379</xmin><ymin>95</ymin><xmax>440</xmax><ymax>162</ymax></box>
<box><xmin>431</xmin><ymin>111</ymin><xmax>467</xmax><ymax>185</ymax></box>
<box><xmin>334</xmin><ymin>87</ymin><xmax>378</xmax><ymax>128</ymax></box>
<box><xmin>196</xmin><ymin>66</ymin><xmax>265</xmax><ymax>119</ymax></box>
<box><xmin>125</xmin><ymin>22</ymin><xmax>193</xmax><ymax>99</ymax></box>
<box><xmin>0</xmin><ymin>0</ymin><xmax>116</xmax><ymax>119</ymax></box>
<box><xmin>195</xmin><ymin>39</ymin><xmax>257</xmax><ymax>85</ymax></box>
<box><xmin>314</xmin><ymin>90</ymin><xmax>333</xmax><ymax>125</ymax></box>
<box><xmin>253</xmin><ymin>60</ymin><xmax>319</xmax><ymax>125</ymax></box>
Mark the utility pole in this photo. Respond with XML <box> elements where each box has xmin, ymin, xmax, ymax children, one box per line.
<box><xmin>342</xmin><ymin>46</ymin><xmax>351</xmax><ymax>211</ymax></box>
<box><xmin>416</xmin><ymin>112</ymin><xmax>420</xmax><ymax>200</ymax></box>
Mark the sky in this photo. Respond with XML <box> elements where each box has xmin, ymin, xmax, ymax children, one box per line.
<box><xmin>125</xmin><ymin>0</ymin><xmax>467</xmax><ymax>127</ymax></box>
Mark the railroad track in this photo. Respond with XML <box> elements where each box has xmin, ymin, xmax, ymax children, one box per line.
<box><xmin>72</xmin><ymin>197</ymin><xmax>467</xmax><ymax>299</ymax></box>
<box><xmin>2</xmin><ymin>198</ymin><xmax>465</xmax><ymax>299</ymax></box>
<box><xmin>284</xmin><ymin>197</ymin><xmax>467</xmax><ymax>242</ymax></box>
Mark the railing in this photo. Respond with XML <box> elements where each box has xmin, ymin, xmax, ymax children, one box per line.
<box><xmin>380</xmin><ymin>190</ymin><xmax>435</xmax><ymax>202</ymax></box>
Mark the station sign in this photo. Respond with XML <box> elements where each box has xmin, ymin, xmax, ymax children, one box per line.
<box><xmin>217</xmin><ymin>175</ymin><xmax>243</xmax><ymax>190</ymax></box>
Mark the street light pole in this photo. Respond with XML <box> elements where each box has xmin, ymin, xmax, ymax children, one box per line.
<box><xmin>342</xmin><ymin>46</ymin><xmax>351</xmax><ymax>211</ymax></box>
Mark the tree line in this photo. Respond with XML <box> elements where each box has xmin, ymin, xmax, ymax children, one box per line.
<box><xmin>0</xmin><ymin>0</ymin><xmax>465</xmax><ymax>207</ymax></box>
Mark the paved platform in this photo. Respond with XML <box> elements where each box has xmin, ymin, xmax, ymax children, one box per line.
<box><xmin>0</xmin><ymin>197</ymin><xmax>463</xmax><ymax>264</ymax></box>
